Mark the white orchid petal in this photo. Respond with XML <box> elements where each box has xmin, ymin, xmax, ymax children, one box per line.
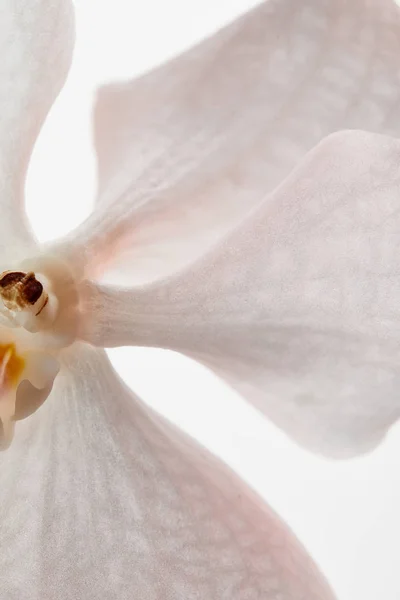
<box><xmin>60</xmin><ymin>0</ymin><xmax>400</xmax><ymax>284</ymax></box>
<box><xmin>14</xmin><ymin>380</ymin><xmax>54</xmax><ymax>422</ymax></box>
<box><xmin>80</xmin><ymin>130</ymin><xmax>400</xmax><ymax>458</ymax></box>
<box><xmin>22</xmin><ymin>351</ymin><xmax>59</xmax><ymax>390</ymax></box>
<box><xmin>0</xmin><ymin>343</ymin><xmax>336</xmax><ymax>599</ymax></box>
<box><xmin>0</xmin><ymin>0</ymin><xmax>74</xmax><ymax>258</ymax></box>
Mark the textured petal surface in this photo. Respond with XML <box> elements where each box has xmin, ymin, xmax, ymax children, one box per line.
<box><xmin>0</xmin><ymin>343</ymin><xmax>336</xmax><ymax>600</ymax></box>
<box><xmin>0</xmin><ymin>0</ymin><xmax>74</xmax><ymax>258</ymax></box>
<box><xmin>60</xmin><ymin>0</ymin><xmax>400</xmax><ymax>283</ymax></box>
<box><xmin>80</xmin><ymin>131</ymin><xmax>400</xmax><ymax>457</ymax></box>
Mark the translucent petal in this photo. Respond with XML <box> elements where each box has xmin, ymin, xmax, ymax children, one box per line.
<box><xmin>0</xmin><ymin>343</ymin><xmax>336</xmax><ymax>599</ymax></box>
<box><xmin>0</xmin><ymin>0</ymin><xmax>74</xmax><ymax>258</ymax></box>
<box><xmin>80</xmin><ymin>131</ymin><xmax>400</xmax><ymax>458</ymax></box>
<box><xmin>59</xmin><ymin>0</ymin><xmax>400</xmax><ymax>283</ymax></box>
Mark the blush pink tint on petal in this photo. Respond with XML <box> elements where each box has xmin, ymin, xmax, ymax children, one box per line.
<box><xmin>80</xmin><ymin>131</ymin><xmax>400</xmax><ymax>458</ymax></box>
<box><xmin>0</xmin><ymin>0</ymin><xmax>74</xmax><ymax>259</ymax></box>
<box><xmin>0</xmin><ymin>344</ymin><xmax>336</xmax><ymax>600</ymax></box>
<box><xmin>60</xmin><ymin>0</ymin><xmax>400</xmax><ymax>283</ymax></box>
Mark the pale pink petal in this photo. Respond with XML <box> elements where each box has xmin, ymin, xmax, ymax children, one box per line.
<box><xmin>59</xmin><ymin>0</ymin><xmax>400</xmax><ymax>283</ymax></box>
<box><xmin>0</xmin><ymin>343</ymin><xmax>336</xmax><ymax>599</ymax></box>
<box><xmin>80</xmin><ymin>131</ymin><xmax>400</xmax><ymax>457</ymax></box>
<box><xmin>0</xmin><ymin>0</ymin><xmax>74</xmax><ymax>258</ymax></box>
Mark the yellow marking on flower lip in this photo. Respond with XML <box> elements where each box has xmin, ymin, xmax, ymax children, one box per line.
<box><xmin>0</xmin><ymin>343</ymin><xmax>25</xmax><ymax>390</ymax></box>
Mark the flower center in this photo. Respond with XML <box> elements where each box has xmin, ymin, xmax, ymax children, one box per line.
<box><xmin>0</xmin><ymin>254</ymin><xmax>80</xmax><ymax>447</ymax></box>
<box><xmin>0</xmin><ymin>272</ymin><xmax>43</xmax><ymax>308</ymax></box>
<box><xmin>0</xmin><ymin>253</ymin><xmax>79</xmax><ymax>347</ymax></box>
<box><xmin>0</xmin><ymin>269</ymin><xmax>58</xmax><ymax>333</ymax></box>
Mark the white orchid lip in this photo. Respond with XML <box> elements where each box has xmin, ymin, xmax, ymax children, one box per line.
<box><xmin>0</xmin><ymin>330</ymin><xmax>60</xmax><ymax>449</ymax></box>
<box><xmin>0</xmin><ymin>341</ymin><xmax>24</xmax><ymax>447</ymax></box>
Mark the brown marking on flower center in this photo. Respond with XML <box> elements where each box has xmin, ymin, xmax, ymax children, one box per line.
<box><xmin>0</xmin><ymin>271</ymin><xmax>45</xmax><ymax>310</ymax></box>
<box><xmin>21</xmin><ymin>273</ymin><xmax>43</xmax><ymax>305</ymax></box>
<box><xmin>0</xmin><ymin>272</ymin><xmax>25</xmax><ymax>288</ymax></box>
<box><xmin>35</xmin><ymin>295</ymin><xmax>48</xmax><ymax>316</ymax></box>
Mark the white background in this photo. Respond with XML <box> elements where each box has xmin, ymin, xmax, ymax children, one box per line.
<box><xmin>26</xmin><ymin>1</ymin><xmax>400</xmax><ymax>599</ymax></box>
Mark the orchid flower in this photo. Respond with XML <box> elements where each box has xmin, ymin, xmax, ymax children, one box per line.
<box><xmin>1</xmin><ymin>0</ymin><xmax>400</xmax><ymax>597</ymax></box>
